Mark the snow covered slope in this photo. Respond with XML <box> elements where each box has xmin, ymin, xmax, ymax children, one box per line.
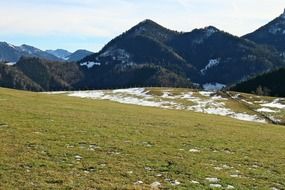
<box><xmin>45</xmin><ymin>88</ymin><xmax>285</xmax><ymax>124</ymax></box>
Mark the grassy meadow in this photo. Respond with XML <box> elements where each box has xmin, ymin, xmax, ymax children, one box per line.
<box><xmin>0</xmin><ymin>87</ymin><xmax>285</xmax><ymax>189</ymax></box>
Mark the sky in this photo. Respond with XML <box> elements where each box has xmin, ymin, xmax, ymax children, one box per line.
<box><xmin>0</xmin><ymin>0</ymin><xmax>284</xmax><ymax>52</ymax></box>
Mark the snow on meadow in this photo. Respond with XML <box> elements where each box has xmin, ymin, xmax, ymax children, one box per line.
<box><xmin>42</xmin><ymin>88</ymin><xmax>285</xmax><ymax>124</ymax></box>
<box><xmin>261</xmin><ymin>99</ymin><xmax>285</xmax><ymax>109</ymax></box>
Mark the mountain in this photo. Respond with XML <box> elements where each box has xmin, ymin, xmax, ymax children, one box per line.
<box><xmin>170</xmin><ymin>26</ymin><xmax>284</xmax><ymax>84</ymax></box>
<box><xmin>15</xmin><ymin>57</ymin><xmax>84</xmax><ymax>91</ymax></box>
<box><xmin>0</xmin><ymin>42</ymin><xmax>63</xmax><ymax>62</ymax></box>
<box><xmin>243</xmin><ymin>9</ymin><xmax>285</xmax><ymax>55</ymax></box>
<box><xmin>0</xmin><ymin>62</ymin><xmax>42</xmax><ymax>91</ymax></box>
<box><xmin>46</xmin><ymin>49</ymin><xmax>72</xmax><ymax>60</ymax></box>
<box><xmin>1</xmin><ymin>18</ymin><xmax>285</xmax><ymax>92</ymax></box>
<box><xmin>79</xmin><ymin>20</ymin><xmax>196</xmax><ymax>88</ymax></box>
<box><xmin>46</xmin><ymin>49</ymin><xmax>93</xmax><ymax>62</ymax></box>
<box><xmin>0</xmin><ymin>57</ymin><xmax>84</xmax><ymax>91</ymax></box>
<box><xmin>0</xmin><ymin>56</ymin><xmax>193</xmax><ymax>91</ymax></box>
<box><xmin>19</xmin><ymin>44</ymin><xmax>63</xmax><ymax>61</ymax></box>
<box><xmin>67</xmin><ymin>50</ymin><xmax>94</xmax><ymax>62</ymax></box>
<box><xmin>0</xmin><ymin>42</ymin><xmax>23</xmax><ymax>62</ymax></box>
<box><xmin>230</xmin><ymin>67</ymin><xmax>285</xmax><ymax>97</ymax></box>
<box><xmin>81</xmin><ymin>19</ymin><xmax>285</xmax><ymax>88</ymax></box>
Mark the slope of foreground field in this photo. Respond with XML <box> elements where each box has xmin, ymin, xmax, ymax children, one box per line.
<box><xmin>0</xmin><ymin>88</ymin><xmax>285</xmax><ymax>189</ymax></box>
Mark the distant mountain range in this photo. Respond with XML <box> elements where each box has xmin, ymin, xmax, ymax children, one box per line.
<box><xmin>45</xmin><ymin>49</ymin><xmax>72</xmax><ymax>60</ymax></box>
<box><xmin>0</xmin><ymin>57</ymin><xmax>83</xmax><ymax>91</ymax></box>
<box><xmin>65</xmin><ymin>50</ymin><xmax>94</xmax><ymax>62</ymax></box>
<box><xmin>0</xmin><ymin>43</ymin><xmax>93</xmax><ymax>62</ymax></box>
<box><xmin>46</xmin><ymin>49</ymin><xmax>93</xmax><ymax>61</ymax></box>
<box><xmin>1</xmin><ymin>10</ymin><xmax>285</xmax><ymax>94</ymax></box>
<box><xmin>0</xmin><ymin>42</ymin><xmax>61</xmax><ymax>62</ymax></box>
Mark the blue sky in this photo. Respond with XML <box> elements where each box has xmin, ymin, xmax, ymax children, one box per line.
<box><xmin>0</xmin><ymin>0</ymin><xmax>284</xmax><ymax>52</ymax></box>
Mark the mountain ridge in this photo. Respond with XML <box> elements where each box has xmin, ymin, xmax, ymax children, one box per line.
<box><xmin>80</xmin><ymin>18</ymin><xmax>285</xmax><ymax>88</ymax></box>
<box><xmin>243</xmin><ymin>9</ymin><xmax>285</xmax><ymax>53</ymax></box>
<box><xmin>0</xmin><ymin>42</ymin><xmax>62</xmax><ymax>62</ymax></box>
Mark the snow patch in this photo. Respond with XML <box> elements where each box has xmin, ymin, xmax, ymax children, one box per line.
<box><xmin>201</xmin><ymin>59</ymin><xmax>220</xmax><ymax>75</ymax></box>
<box><xmin>231</xmin><ymin>113</ymin><xmax>265</xmax><ymax>123</ymax></box>
<box><xmin>170</xmin><ymin>180</ymin><xmax>181</xmax><ymax>186</ymax></box>
<box><xmin>100</xmin><ymin>48</ymin><xmax>131</xmax><ymax>63</ymax></box>
<box><xmin>256</xmin><ymin>108</ymin><xmax>277</xmax><ymax>113</ymax></box>
<box><xmin>261</xmin><ymin>99</ymin><xmax>285</xmax><ymax>109</ymax></box>
<box><xmin>181</xmin><ymin>92</ymin><xmax>194</xmax><ymax>99</ymax></box>
<box><xmin>74</xmin><ymin>155</ymin><xmax>83</xmax><ymax>160</ymax></box>
<box><xmin>43</xmin><ymin>91</ymin><xmax>67</xmax><ymax>95</ymax></box>
<box><xmin>206</xmin><ymin>27</ymin><xmax>218</xmax><ymax>36</ymax></box>
<box><xmin>271</xmin><ymin>187</ymin><xmax>280</xmax><ymax>190</ymax></box>
<box><xmin>80</xmin><ymin>61</ymin><xmax>101</xmax><ymax>69</ymax></box>
<box><xmin>203</xmin><ymin>83</ymin><xmax>226</xmax><ymax>91</ymax></box>
<box><xmin>206</xmin><ymin>177</ymin><xmax>219</xmax><ymax>183</ymax></box>
<box><xmin>5</xmin><ymin>62</ymin><xmax>16</xmax><ymax>66</ymax></box>
<box><xmin>191</xmin><ymin>180</ymin><xmax>200</xmax><ymax>184</ymax></box>
<box><xmin>48</xmin><ymin>88</ymin><xmax>267</xmax><ymax>123</ymax></box>
<box><xmin>189</xmin><ymin>148</ymin><xmax>200</xmax><ymax>153</ymax></box>
<box><xmin>134</xmin><ymin>181</ymin><xmax>143</xmax><ymax>185</ymax></box>
<box><xmin>7</xmin><ymin>43</ymin><xmax>16</xmax><ymax>49</ymax></box>
<box><xmin>227</xmin><ymin>185</ymin><xmax>235</xmax><ymax>189</ymax></box>
<box><xmin>241</xmin><ymin>99</ymin><xmax>254</xmax><ymax>105</ymax></box>
<box><xmin>230</xmin><ymin>174</ymin><xmax>240</xmax><ymax>178</ymax></box>
<box><xmin>150</xmin><ymin>181</ymin><xmax>161</xmax><ymax>189</ymax></box>
<box><xmin>161</xmin><ymin>91</ymin><xmax>175</xmax><ymax>99</ymax></box>
<box><xmin>199</xmin><ymin>91</ymin><xmax>213</xmax><ymax>97</ymax></box>
<box><xmin>209</xmin><ymin>184</ymin><xmax>222</xmax><ymax>188</ymax></box>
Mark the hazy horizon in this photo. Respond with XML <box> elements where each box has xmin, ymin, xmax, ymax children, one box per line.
<box><xmin>0</xmin><ymin>0</ymin><xmax>284</xmax><ymax>52</ymax></box>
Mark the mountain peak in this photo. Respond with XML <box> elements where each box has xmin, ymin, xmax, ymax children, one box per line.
<box><xmin>197</xmin><ymin>26</ymin><xmax>219</xmax><ymax>38</ymax></box>
<box><xmin>204</xmin><ymin>26</ymin><xmax>219</xmax><ymax>33</ymax></box>
<box><xmin>204</xmin><ymin>26</ymin><xmax>219</xmax><ymax>30</ymax></box>
<box><xmin>0</xmin><ymin>42</ymin><xmax>16</xmax><ymax>49</ymax></box>
<box><xmin>134</xmin><ymin>19</ymin><xmax>163</xmax><ymax>30</ymax></box>
<box><xmin>122</xmin><ymin>19</ymin><xmax>178</xmax><ymax>42</ymax></box>
<box><xmin>20</xmin><ymin>44</ymin><xmax>37</xmax><ymax>50</ymax></box>
<box><xmin>139</xmin><ymin>19</ymin><xmax>158</xmax><ymax>25</ymax></box>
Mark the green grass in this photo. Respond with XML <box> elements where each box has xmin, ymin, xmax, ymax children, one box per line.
<box><xmin>0</xmin><ymin>87</ymin><xmax>285</xmax><ymax>189</ymax></box>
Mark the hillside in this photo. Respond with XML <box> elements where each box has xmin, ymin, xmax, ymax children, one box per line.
<box><xmin>16</xmin><ymin>57</ymin><xmax>85</xmax><ymax>91</ymax></box>
<box><xmin>81</xmin><ymin>20</ymin><xmax>285</xmax><ymax>87</ymax></box>
<box><xmin>0</xmin><ymin>57</ymin><xmax>193</xmax><ymax>91</ymax></box>
<box><xmin>230</xmin><ymin>68</ymin><xmax>285</xmax><ymax>97</ymax></box>
<box><xmin>0</xmin><ymin>87</ymin><xmax>285</xmax><ymax>189</ymax></box>
<box><xmin>0</xmin><ymin>57</ymin><xmax>84</xmax><ymax>91</ymax></box>
<box><xmin>0</xmin><ymin>63</ymin><xmax>43</xmax><ymax>91</ymax></box>
<box><xmin>47</xmin><ymin>87</ymin><xmax>285</xmax><ymax>125</ymax></box>
<box><xmin>243</xmin><ymin>9</ymin><xmax>285</xmax><ymax>54</ymax></box>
